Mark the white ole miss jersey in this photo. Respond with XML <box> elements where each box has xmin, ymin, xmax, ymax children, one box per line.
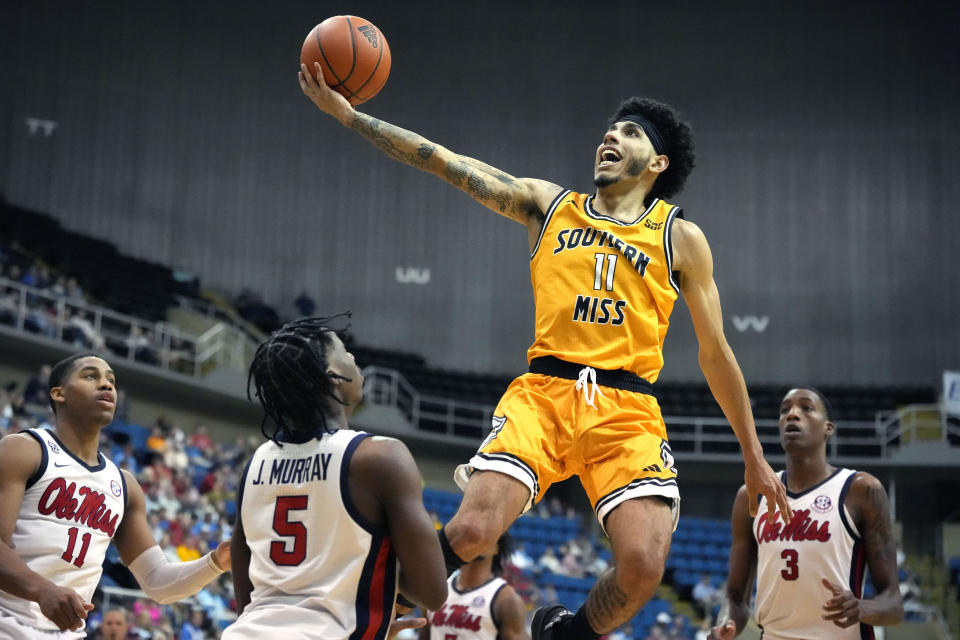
<box><xmin>753</xmin><ymin>468</ymin><xmax>872</xmax><ymax>640</ymax></box>
<box><xmin>427</xmin><ymin>572</ymin><xmax>508</xmax><ymax>640</ymax></box>
<box><xmin>223</xmin><ymin>429</ymin><xmax>398</xmax><ymax>640</ymax></box>
<box><xmin>0</xmin><ymin>428</ymin><xmax>126</xmax><ymax>635</ymax></box>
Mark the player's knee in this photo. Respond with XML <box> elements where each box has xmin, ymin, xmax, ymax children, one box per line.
<box><xmin>444</xmin><ymin>514</ymin><xmax>499</xmax><ymax>560</ymax></box>
<box><xmin>615</xmin><ymin>546</ymin><xmax>667</xmax><ymax>596</ymax></box>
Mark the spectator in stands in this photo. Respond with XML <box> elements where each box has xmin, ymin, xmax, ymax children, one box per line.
<box><xmin>666</xmin><ymin>614</ymin><xmax>687</xmax><ymax>639</ymax></box>
<box><xmin>146</xmin><ymin>425</ymin><xmax>168</xmax><ymax>453</ymax></box>
<box><xmin>294</xmin><ymin>288</ymin><xmax>316</xmax><ymax>317</ymax></box>
<box><xmin>511</xmin><ymin>542</ymin><xmax>535</xmax><ymax>571</ymax></box>
<box><xmin>19</xmin><ymin>263</ymin><xmax>39</xmax><ymax>287</ymax></box>
<box><xmin>66</xmin><ymin>277</ymin><xmax>84</xmax><ymax>300</ymax></box>
<box><xmin>21</xmin><ymin>365</ymin><xmax>51</xmax><ymax>407</ymax></box>
<box><xmin>87</xmin><ymin>607</ymin><xmax>135</xmax><ymax>640</ymax></box>
<box><xmin>0</xmin><ymin>288</ymin><xmax>17</xmax><ymax>326</ymax></box>
<box><xmin>560</xmin><ymin>545</ymin><xmax>585</xmax><ymax>578</ymax></box>
<box><xmin>692</xmin><ymin>574</ymin><xmax>717</xmax><ymax>619</ymax></box>
<box><xmin>178</xmin><ymin>608</ymin><xmax>206</xmax><ymax>640</ymax></box>
<box><xmin>125</xmin><ymin>326</ymin><xmax>155</xmax><ymax>363</ymax></box>
<box><xmin>538</xmin><ymin>547</ymin><xmax>562</xmax><ymax>575</ymax></box>
<box><xmin>189</xmin><ymin>425</ymin><xmax>214</xmax><ymax>453</ymax></box>
<box><xmin>50</xmin><ymin>276</ymin><xmax>67</xmax><ymax>297</ymax></box>
<box><xmin>177</xmin><ymin>533</ymin><xmax>203</xmax><ymax>563</ymax></box>
<box><xmin>133</xmin><ymin>599</ymin><xmax>163</xmax><ymax>628</ymax></box>
<box><xmin>65</xmin><ymin>308</ymin><xmax>106</xmax><ymax>349</ymax></box>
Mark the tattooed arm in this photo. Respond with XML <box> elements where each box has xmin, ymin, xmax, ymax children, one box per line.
<box><xmin>822</xmin><ymin>473</ymin><xmax>903</xmax><ymax>628</ymax></box>
<box><xmin>298</xmin><ymin>62</ymin><xmax>562</xmax><ymax>248</ymax></box>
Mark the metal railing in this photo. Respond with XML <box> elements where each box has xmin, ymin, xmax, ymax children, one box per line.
<box><xmin>0</xmin><ymin>277</ymin><xmax>251</xmax><ymax>377</ymax></box>
<box><xmin>876</xmin><ymin>403</ymin><xmax>960</xmax><ymax>452</ymax></box>
<box><xmin>362</xmin><ymin>365</ymin><xmax>912</xmax><ymax>459</ymax></box>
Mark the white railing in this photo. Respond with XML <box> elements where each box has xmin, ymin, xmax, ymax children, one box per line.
<box><xmin>0</xmin><ymin>277</ymin><xmax>250</xmax><ymax>377</ymax></box>
<box><xmin>362</xmin><ymin>365</ymin><xmax>906</xmax><ymax>459</ymax></box>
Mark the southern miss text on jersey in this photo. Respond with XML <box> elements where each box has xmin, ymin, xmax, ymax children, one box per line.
<box><xmin>529</xmin><ymin>190</ymin><xmax>683</xmax><ymax>383</ymax></box>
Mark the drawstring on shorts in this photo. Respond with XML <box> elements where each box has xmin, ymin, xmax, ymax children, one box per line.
<box><xmin>575</xmin><ymin>366</ymin><xmax>605</xmax><ymax>409</ymax></box>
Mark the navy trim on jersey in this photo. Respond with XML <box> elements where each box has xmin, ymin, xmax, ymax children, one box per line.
<box><xmin>848</xmin><ymin>539</ymin><xmax>875</xmax><ymax>640</ymax></box>
<box><xmin>663</xmin><ymin>206</ymin><xmax>683</xmax><ymax>294</ymax></box>
<box><xmin>24</xmin><ymin>429</ymin><xmax>48</xmax><ymax>490</ymax></box>
<box><xmin>530</xmin><ymin>189</ymin><xmax>571</xmax><ymax>260</ymax></box>
<box><xmin>783</xmin><ymin>467</ymin><xmax>844</xmax><ymax>500</ymax></box>
<box><xmin>489</xmin><ymin>581</ymin><xmax>508</xmax><ymax>631</ymax></box>
<box><xmin>275</xmin><ymin>428</ymin><xmax>325</xmax><ymax>445</ymax></box>
<box><xmin>838</xmin><ymin>471</ymin><xmax>863</xmax><ymax>542</ymax></box>
<box><xmin>341</xmin><ymin>433</ymin><xmax>382</xmax><ymax>535</ymax></box>
<box><xmin>236</xmin><ymin>456</ymin><xmax>254</xmax><ymax>515</ymax></box>
<box><xmin>451</xmin><ymin>574</ymin><xmax>501</xmax><ymax>596</ymax></box>
<box><xmin>348</xmin><ymin>532</ymin><xmax>397</xmax><ymax>640</ymax></box>
<box><xmin>119</xmin><ymin>469</ymin><xmax>129</xmax><ymax>512</ymax></box>
<box><xmin>594</xmin><ymin>476</ymin><xmax>678</xmax><ymax>517</ymax></box>
<box><xmin>476</xmin><ymin>452</ymin><xmax>540</xmax><ymax>500</ymax></box>
<box><xmin>584</xmin><ymin>195</ymin><xmax>659</xmax><ymax>226</ymax></box>
<box><xmin>46</xmin><ymin>429</ymin><xmax>106</xmax><ymax>472</ymax></box>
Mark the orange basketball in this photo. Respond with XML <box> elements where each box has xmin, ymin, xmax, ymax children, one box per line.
<box><xmin>301</xmin><ymin>15</ymin><xmax>391</xmax><ymax>106</ymax></box>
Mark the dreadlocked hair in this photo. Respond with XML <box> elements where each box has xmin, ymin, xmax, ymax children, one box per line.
<box><xmin>247</xmin><ymin>313</ymin><xmax>353</xmax><ymax>445</ymax></box>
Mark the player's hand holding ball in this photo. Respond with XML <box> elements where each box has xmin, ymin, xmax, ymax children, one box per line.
<box><xmin>299</xmin><ymin>61</ymin><xmax>354</xmax><ymax>124</ymax></box>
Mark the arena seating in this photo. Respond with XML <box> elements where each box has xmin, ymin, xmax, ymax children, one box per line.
<box><xmin>355</xmin><ymin>344</ymin><xmax>936</xmax><ymax>423</ymax></box>
<box><xmin>0</xmin><ymin>200</ymin><xmax>198</xmax><ymax>321</ymax></box>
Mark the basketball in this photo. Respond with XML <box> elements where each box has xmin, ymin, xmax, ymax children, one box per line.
<box><xmin>301</xmin><ymin>15</ymin><xmax>391</xmax><ymax>106</ymax></box>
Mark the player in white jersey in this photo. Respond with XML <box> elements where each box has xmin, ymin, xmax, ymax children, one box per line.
<box><xmin>0</xmin><ymin>354</ymin><xmax>231</xmax><ymax>639</ymax></box>
<box><xmin>224</xmin><ymin>316</ymin><xmax>447</xmax><ymax>640</ymax></box>
<box><xmin>710</xmin><ymin>387</ymin><xmax>903</xmax><ymax>639</ymax></box>
<box><xmin>421</xmin><ymin>534</ymin><xmax>528</xmax><ymax>640</ymax></box>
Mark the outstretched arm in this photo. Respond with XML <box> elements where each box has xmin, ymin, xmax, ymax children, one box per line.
<box><xmin>822</xmin><ymin>473</ymin><xmax>903</xmax><ymax>628</ymax></box>
<box><xmin>114</xmin><ymin>471</ymin><xmax>228</xmax><ymax>604</ymax></box>
<box><xmin>299</xmin><ymin>62</ymin><xmax>562</xmax><ymax>245</ymax></box>
<box><xmin>710</xmin><ymin>486</ymin><xmax>757</xmax><ymax>639</ymax></box>
<box><xmin>672</xmin><ymin>218</ymin><xmax>791</xmax><ymax>523</ymax></box>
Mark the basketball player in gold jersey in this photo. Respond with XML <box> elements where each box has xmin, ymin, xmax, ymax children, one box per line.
<box><xmin>300</xmin><ymin>62</ymin><xmax>791</xmax><ymax>640</ymax></box>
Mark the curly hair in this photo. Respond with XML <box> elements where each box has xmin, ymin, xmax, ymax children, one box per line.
<box><xmin>608</xmin><ymin>97</ymin><xmax>696</xmax><ymax>203</ymax></box>
<box><xmin>247</xmin><ymin>314</ymin><xmax>353</xmax><ymax>444</ymax></box>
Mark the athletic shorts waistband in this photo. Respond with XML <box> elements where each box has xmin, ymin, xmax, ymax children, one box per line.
<box><xmin>528</xmin><ymin>356</ymin><xmax>656</xmax><ymax>396</ymax></box>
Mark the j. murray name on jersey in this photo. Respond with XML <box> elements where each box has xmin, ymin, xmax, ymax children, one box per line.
<box><xmin>250</xmin><ymin>453</ymin><xmax>333</xmax><ymax>486</ymax></box>
<box><xmin>552</xmin><ymin>226</ymin><xmax>652</xmax><ymax>275</ymax></box>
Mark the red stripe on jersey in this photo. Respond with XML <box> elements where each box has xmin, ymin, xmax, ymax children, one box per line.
<box><xmin>360</xmin><ymin>537</ymin><xmax>393</xmax><ymax>640</ymax></box>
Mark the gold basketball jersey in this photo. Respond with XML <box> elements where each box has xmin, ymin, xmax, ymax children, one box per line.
<box><xmin>528</xmin><ymin>190</ymin><xmax>683</xmax><ymax>383</ymax></box>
